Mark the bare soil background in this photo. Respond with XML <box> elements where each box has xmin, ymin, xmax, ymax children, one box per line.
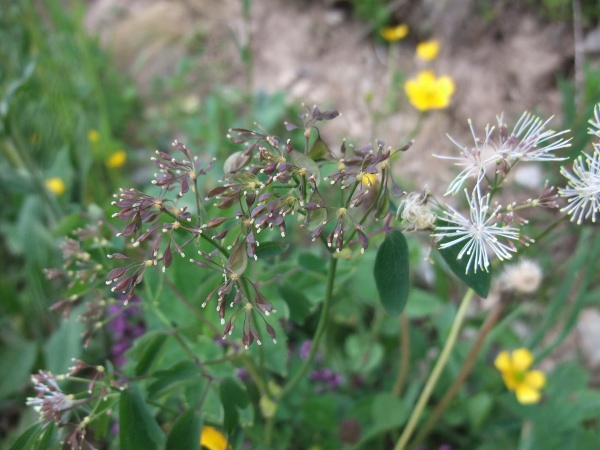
<box><xmin>85</xmin><ymin>0</ymin><xmax>600</xmax><ymax>381</ymax></box>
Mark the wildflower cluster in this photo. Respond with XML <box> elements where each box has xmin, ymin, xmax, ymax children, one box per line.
<box><xmin>431</xmin><ymin>112</ymin><xmax>571</xmax><ymax>273</ymax></box>
<box><xmin>106</xmin><ymin>105</ymin><xmax>407</xmax><ymax>348</ymax></box>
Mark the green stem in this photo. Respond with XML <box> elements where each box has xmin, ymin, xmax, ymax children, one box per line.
<box><xmin>393</xmin><ymin>288</ymin><xmax>475</xmax><ymax>450</ymax></box>
<box><xmin>392</xmin><ymin>312</ymin><xmax>410</xmax><ymax>397</ymax></box>
<box><xmin>263</xmin><ymin>255</ymin><xmax>337</xmax><ymax>447</ymax></box>
<box><xmin>408</xmin><ymin>300</ymin><xmax>504</xmax><ymax>449</ymax></box>
<box><xmin>279</xmin><ymin>255</ymin><xmax>338</xmax><ymax>398</ymax></box>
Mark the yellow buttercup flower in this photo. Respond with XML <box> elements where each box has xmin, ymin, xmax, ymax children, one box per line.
<box><xmin>88</xmin><ymin>129</ymin><xmax>100</xmax><ymax>143</ymax></box>
<box><xmin>494</xmin><ymin>348</ymin><xmax>546</xmax><ymax>404</ymax></box>
<box><xmin>404</xmin><ymin>70</ymin><xmax>455</xmax><ymax>111</ymax></box>
<box><xmin>45</xmin><ymin>177</ymin><xmax>66</xmax><ymax>196</ymax></box>
<box><xmin>200</xmin><ymin>426</ymin><xmax>229</xmax><ymax>450</ymax></box>
<box><xmin>416</xmin><ymin>39</ymin><xmax>440</xmax><ymax>61</ymax></box>
<box><xmin>380</xmin><ymin>24</ymin><xmax>409</xmax><ymax>42</ymax></box>
<box><xmin>106</xmin><ymin>150</ymin><xmax>127</xmax><ymax>169</ymax></box>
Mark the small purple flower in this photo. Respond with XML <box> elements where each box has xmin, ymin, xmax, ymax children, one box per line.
<box><xmin>300</xmin><ymin>340</ymin><xmax>312</xmax><ymax>360</ymax></box>
<box><xmin>107</xmin><ymin>296</ymin><xmax>145</xmax><ymax>367</ymax></box>
<box><xmin>309</xmin><ymin>368</ymin><xmax>344</xmax><ymax>391</ymax></box>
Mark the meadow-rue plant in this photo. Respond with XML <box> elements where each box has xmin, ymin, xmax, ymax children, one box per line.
<box><xmin>24</xmin><ymin>103</ymin><xmax>600</xmax><ymax>450</ymax></box>
<box><xmin>558</xmin><ymin>106</ymin><xmax>600</xmax><ymax>224</ymax></box>
<box><xmin>436</xmin><ymin>113</ymin><xmax>571</xmax><ymax>196</ymax></box>
<box><xmin>404</xmin><ymin>70</ymin><xmax>455</xmax><ymax>111</ymax></box>
<box><xmin>433</xmin><ymin>185</ymin><xmax>521</xmax><ymax>274</ymax></box>
<box><xmin>494</xmin><ymin>348</ymin><xmax>546</xmax><ymax>404</ymax></box>
<box><xmin>416</xmin><ymin>39</ymin><xmax>440</xmax><ymax>61</ymax></box>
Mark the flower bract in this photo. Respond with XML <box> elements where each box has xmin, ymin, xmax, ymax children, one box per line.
<box><xmin>494</xmin><ymin>348</ymin><xmax>546</xmax><ymax>404</ymax></box>
<box><xmin>404</xmin><ymin>71</ymin><xmax>455</xmax><ymax>112</ymax></box>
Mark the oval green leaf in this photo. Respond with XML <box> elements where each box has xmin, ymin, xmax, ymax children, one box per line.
<box><xmin>165</xmin><ymin>409</ymin><xmax>202</xmax><ymax>450</ymax></box>
<box><xmin>119</xmin><ymin>387</ymin><xmax>165</xmax><ymax>450</ymax></box>
<box><xmin>374</xmin><ymin>231</ymin><xmax>409</xmax><ymax>316</ymax></box>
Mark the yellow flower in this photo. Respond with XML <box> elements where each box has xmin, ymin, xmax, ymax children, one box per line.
<box><xmin>404</xmin><ymin>70</ymin><xmax>455</xmax><ymax>111</ymax></box>
<box><xmin>106</xmin><ymin>150</ymin><xmax>127</xmax><ymax>169</ymax></box>
<box><xmin>88</xmin><ymin>129</ymin><xmax>100</xmax><ymax>143</ymax></box>
<box><xmin>494</xmin><ymin>348</ymin><xmax>546</xmax><ymax>404</ymax></box>
<box><xmin>416</xmin><ymin>39</ymin><xmax>440</xmax><ymax>61</ymax></box>
<box><xmin>359</xmin><ymin>172</ymin><xmax>378</xmax><ymax>188</ymax></box>
<box><xmin>200</xmin><ymin>426</ymin><xmax>229</xmax><ymax>450</ymax></box>
<box><xmin>45</xmin><ymin>177</ymin><xmax>66</xmax><ymax>196</ymax></box>
<box><xmin>380</xmin><ymin>24</ymin><xmax>409</xmax><ymax>42</ymax></box>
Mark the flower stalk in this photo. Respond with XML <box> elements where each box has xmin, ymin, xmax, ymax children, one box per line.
<box><xmin>394</xmin><ymin>288</ymin><xmax>475</xmax><ymax>450</ymax></box>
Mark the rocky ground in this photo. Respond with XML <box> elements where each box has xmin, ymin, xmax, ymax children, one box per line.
<box><xmin>85</xmin><ymin>0</ymin><xmax>600</xmax><ymax>383</ymax></box>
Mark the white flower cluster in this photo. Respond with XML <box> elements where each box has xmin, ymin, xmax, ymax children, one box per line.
<box><xmin>432</xmin><ymin>112</ymin><xmax>571</xmax><ymax>274</ymax></box>
<box><xmin>558</xmin><ymin>104</ymin><xmax>600</xmax><ymax>224</ymax></box>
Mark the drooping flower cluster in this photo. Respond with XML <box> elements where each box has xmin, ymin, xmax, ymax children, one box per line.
<box><xmin>432</xmin><ymin>112</ymin><xmax>570</xmax><ymax>273</ymax></box>
<box><xmin>104</xmin><ymin>106</ymin><xmax>407</xmax><ymax>347</ymax></box>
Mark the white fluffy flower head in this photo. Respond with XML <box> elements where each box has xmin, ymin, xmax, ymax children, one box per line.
<box><xmin>433</xmin><ymin>186</ymin><xmax>521</xmax><ymax>274</ymax></box>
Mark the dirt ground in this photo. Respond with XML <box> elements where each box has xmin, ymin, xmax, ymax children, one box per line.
<box><xmin>85</xmin><ymin>0</ymin><xmax>600</xmax><ymax>381</ymax></box>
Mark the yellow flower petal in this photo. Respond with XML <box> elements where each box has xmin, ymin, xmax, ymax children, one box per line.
<box><xmin>501</xmin><ymin>372</ymin><xmax>519</xmax><ymax>391</ymax></box>
<box><xmin>45</xmin><ymin>177</ymin><xmax>66</xmax><ymax>196</ymax></box>
<box><xmin>200</xmin><ymin>426</ymin><xmax>229</xmax><ymax>450</ymax></box>
<box><xmin>416</xmin><ymin>40</ymin><xmax>440</xmax><ymax>61</ymax></box>
<box><xmin>511</xmin><ymin>348</ymin><xmax>534</xmax><ymax>372</ymax></box>
<box><xmin>380</xmin><ymin>24</ymin><xmax>409</xmax><ymax>42</ymax></box>
<box><xmin>106</xmin><ymin>150</ymin><xmax>127</xmax><ymax>169</ymax></box>
<box><xmin>404</xmin><ymin>71</ymin><xmax>455</xmax><ymax>111</ymax></box>
<box><xmin>494</xmin><ymin>351</ymin><xmax>511</xmax><ymax>372</ymax></box>
<box><xmin>515</xmin><ymin>384</ymin><xmax>542</xmax><ymax>404</ymax></box>
<box><xmin>524</xmin><ymin>370</ymin><xmax>546</xmax><ymax>389</ymax></box>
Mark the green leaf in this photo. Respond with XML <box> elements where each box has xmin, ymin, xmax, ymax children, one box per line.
<box><xmin>374</xmin><ymin>231</ymin><xmax>409</xmax><ymax>316</ymax></box>
<box><xmin>370</xmin><ymin>393</ymin><xmax>409</xmax><ymax>432</ymax></box>
<box><xmin>37</xmin><ymin>422</ymin><xmax>58</xmax><ymax>449</ymax></box>
<box><xmin>129</xmin><ymin>331</ymin><xmax>169</xmax><ymax>376</ymax></box>
<box><xmin>0</xmin><ymin>338</ymin><xmax>37</xmax><ymax>399</ymax></box>
<box><xmin>165</xmin><ymin>409</ymin><xmax>202</xmax><ymax>450</ymax></box>
<box><xmin>228</xmin><ymin>243</ymin><xmax>248</xmax><ymax>276</ymax></box>
<box><xmin>437</xmin><ymin>220</ymin><xmax>491</xmax><ymax>297</ymax></box>
<box><xmin>148</xmin><ymin>361</ymin><xmax>203</xmax><ymax>398</ymax></box>
<box><xmin>277</xmin><ymin>284</ymin><xmax>312</xmax><ymax>324</ymax></box>
<box><xmin>43</xmin><ymin>305</ymin><xmax>85</xmax><ymax>373</ymax></box>
<box><xmin>298</xmin><ymin>252</ymin><xmax>327</xmax><ymax>273</ymax></box>
<box><xmin>219</xmin><ymin>377</ymin><xmax>249</xmax><ymax>433</ymax></box>
<box><xmin>305</xmin><ymin>192</ymin><xmax>328</xmax><ymax>232</ymax></box>
<box><xmin>405</xmin><ymin>289</ymin><xmax>443</xmax><ymax>318</ymax></box>
<box><xmin>308</xmin><ymin>135</ymin><xmax>330</xmax><ymax>161</ymax></box>
<box><xmin>290</xmin><ymin>150</ymin><xmax>321</xmax><ymax>186</ymax></box>
<box><xmin>9</xmin><ymin>423</ymin><xmax>43</xmax><ymax>450</ymax></box>
<box><xmin>119</xmin><ymin>387</ymin><xmax>165</xmax><ymax>450</ymax></box>
<box><xmin>345</xmin><ymin>335</ymin><xmax>384</xmax><ymax>375</ymax></box>
<box><xmin>254</xmin><ymin>241</ymin><xmax>286</xmax><ymax>259</ymax></box>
